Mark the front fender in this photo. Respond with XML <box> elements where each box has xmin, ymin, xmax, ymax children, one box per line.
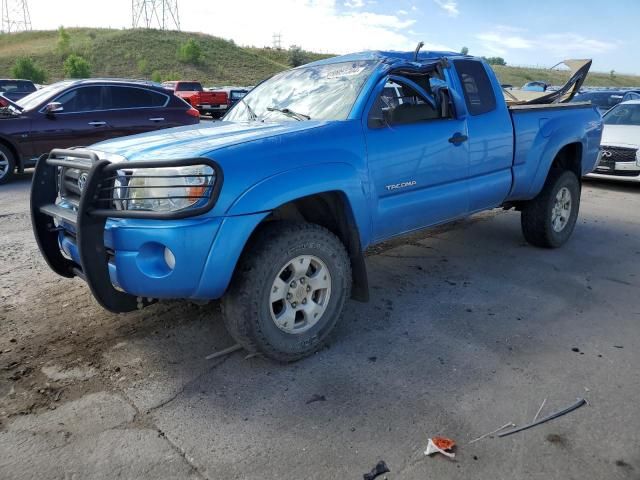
<box><xmin>226</xmin><ymin>162</ymin><xmax>372</xmax><ymax>248</ymax></box>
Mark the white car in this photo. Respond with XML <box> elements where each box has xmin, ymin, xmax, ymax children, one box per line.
<box><xmin>588</xmin><ymin>100</ymin><xmax>640</xmax><ymax>182</ymax></box>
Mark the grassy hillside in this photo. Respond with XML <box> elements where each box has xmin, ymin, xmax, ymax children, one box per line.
<box><xmin>1</xmin><ymin>28</ymin><xmax>639</xmax><ymax>88</ymax></box>
<box><xmin>0</xmin><ymin>28</ymin><xmax>330</xmax><ymax>86</ymax></box>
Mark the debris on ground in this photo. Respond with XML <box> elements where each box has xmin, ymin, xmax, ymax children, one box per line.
<box><xmin>498</xmin><ymin>398</ymin><xmax>587</xmax><ymax>438</ymax></box>
<box><xmin>363</xmin><ymin>460</ymin><xmax>390</xmax><ymax>480</ymax></box>
<box><xmin>306</xmin><ymin>394</ymin><xmax>326</xmax><ymax>404</ymax></box>
<box><xmin>425</xmin><ymin>436</ymin><xmax>456</xmax><ymax>459</ymax></box>
<box><xmin>204</xmin><ymin>344</ymin><xmax>242</xmax><ymax>360</ymax></box>
<box><xmin>532</xmin><ymin>398</ymin><xmax>547</xmax><ymax>422</ymax></box>
<box><xmin>468</xmin><ymin>422</ymin><xmax>515</xmax><ymax>445</ymax></box>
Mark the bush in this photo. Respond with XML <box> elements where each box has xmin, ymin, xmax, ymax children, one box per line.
<box><xmin>151</xmin><ymin>71</ymin><xmax>162</xmax><ymax>83</ymax></box>
<box><xmin>177</xmin><ymin>39</ymin><xmax>202</xmax><ymax>64</ymax></box>
<box><xmin>288</xmin><ymin>45</ymin><xmax>307</xmax><ymax>67</ymax></box>
<box><xmin>137</xmin><ymin>58</ymin><xmax>149</xmax><ymax>75</ymax></box>
<box><xmin>63</xmin><ymin>54</ymin><xmax>91</xmax><ymax>78</ymax></box>
<box><xmin>57</xmin><ymin>26</ymin><xmax>71</xmax><ymax>56</ymax></box>
<box><xmin>11</xmin><ymin>57</ymin><xmax>47</xmax><ymax>83</ymax></box>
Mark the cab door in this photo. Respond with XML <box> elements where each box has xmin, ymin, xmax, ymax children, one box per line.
<box><xmin>450</xmin><ymin>60</ymin><xmax>514</xmax><ymax>212</ymax></box>
<box><xmin>364</xmin><ymin>76</ymin><xmax>470</xmax><ymax>242</ymax></box>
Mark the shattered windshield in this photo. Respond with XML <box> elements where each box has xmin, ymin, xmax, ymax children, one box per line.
<box><xmin>224</xmin><ymin>60</ymin><xmax>377</xmax><ymax>122</ymax></box>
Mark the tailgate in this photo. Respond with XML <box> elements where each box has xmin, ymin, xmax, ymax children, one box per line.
<box><xmin>202</xmin><ymin>91</ymin><xmax>228</xmax><ymax>105</ymax></box>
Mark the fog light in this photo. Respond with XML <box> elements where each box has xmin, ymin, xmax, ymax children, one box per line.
<box><xmin>164</xmin><ymin>247</ymin><xmax>176</xmax><ymax>270</ymax></box>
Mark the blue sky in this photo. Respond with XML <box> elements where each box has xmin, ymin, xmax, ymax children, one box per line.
<box><xmin>26</xmin><ymin>0</ymin><xmax>640</xmax><ymax>74</ymax></box>
<box><xmin>339</xmin><ymin>0</ymin><xmax>638</xmax><ymax>73</ymax></box>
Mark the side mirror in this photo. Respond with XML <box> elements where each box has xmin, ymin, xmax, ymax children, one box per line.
<box><xmin>45</xmin><ymin>102</ymin><xmax>64</xmax><ymax>114</ymax></box>
<box><xmin>367</xmin><ymin>107</ymin><xmax>395</xmax><ymax>129</ymax></box>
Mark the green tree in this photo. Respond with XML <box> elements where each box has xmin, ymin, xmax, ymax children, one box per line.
<box><xmin>177</xmin><ymin>39</ymin><xmax>203</xmax><ymax>64</ymax></box>
<box><xmin>11</xmin><ymin>57</ymin><xmax>47</xmax><ymax>83</ymax></box>
<box><xmin>288</xmin><ymin>45</ymin><xmax>307</xmax><ymax>67</ymax></box>
<box><xmin>460</xmin><ymin>46</ymin><xmax>469</xmax><ymax>55</ymax></box>
<box><xmin>63</xmin><ymin>54</ymin><xmax>91</xmax><ymax>78</ymax></box>
<box><xmin>57</xmin><ymin>26</ymin><xmax>71</xmax><ymax>56</ymax></box>
<box><xmin>483</xmin><ymin>56</ymin><xmax>506</xmax><ymax>66</ymax></box>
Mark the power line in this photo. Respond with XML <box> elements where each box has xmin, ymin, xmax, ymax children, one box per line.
<box><xmin>132</xmin><ymin>0</ymin><xmax>180</xmax><ymax>30</ymax></box>
<box><xmin>1</xmin><ymin>0</ymin><xmax>32</xmax><ymax>33</ymax></box>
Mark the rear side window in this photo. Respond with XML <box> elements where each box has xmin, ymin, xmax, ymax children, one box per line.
<box><xmin>454</xmin><ymin>60</ymin><xmax>496</xmax><ymax>115</ymax></box>
<box><xmin>107</xmin><ymin>86</ymin><xmax>168</xmax><ymax>109</ymax></box>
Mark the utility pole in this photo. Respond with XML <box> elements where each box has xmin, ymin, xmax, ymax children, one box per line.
<box><xmin>1</xmin><ymin>0</ymin><xmax>32</xmax><ymax>33</ymax></box>
<box><xmin>132</xmin><ymin>0</ymin><xmax>180</xmax><ymax>30</ymax></box>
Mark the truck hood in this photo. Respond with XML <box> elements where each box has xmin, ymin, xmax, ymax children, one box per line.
<box><xmin>601</xmin><ymin>124</ymin><xmax>640</xmax><ymax>147</ymax></box>
<box><xmin>91</xmin><ymin>120</ymin><xmax>329</xmax><ymax>162</ymax></box>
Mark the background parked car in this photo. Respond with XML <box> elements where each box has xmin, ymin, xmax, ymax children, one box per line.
<box><xmin>587</xmin><ymin>100</ymin><xmax>640</xmax><ymax>183</ymax></box>
<box><xmin>522</xmin><ymin>81</ymin><xmax>550</xmax><ymax>92</ymax></box>
<box><xmin>571</xmin><ymin>89</ymin><xmax>628</xmax><ymax>114</ymax></box>
<box><xmin>0</xmin><ymin>78</ymin><xmax>200</xmax><ymax>184</ymax></box>
<box><xmin>208</xmin><ymin>86</ymin><xmax>250</xmax><ymax>110</ymax></box>
<box><xmin>622</xmin><ymin>90</ymin><xmax>640</xmax><ymax>102</ymax></box>
<box><xmin>162</xmin><ymin>80</ymin><xmax>228</xmax><ymax>117</ymax></box>
<box><xmin>0</xmin><ymin>79</ymin><xmax>37</xmax><ymax>102</ymax></box>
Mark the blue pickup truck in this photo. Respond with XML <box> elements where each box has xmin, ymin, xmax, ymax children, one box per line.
<box><xmin>31</xmin><ymin>50</ymin><xmax>602</xmax><ymax>361</ymax></box>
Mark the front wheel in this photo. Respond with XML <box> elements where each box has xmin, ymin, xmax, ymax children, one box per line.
<box><xmin>521</xmin><ymin>170</ymin><xmax>581</xmax><ymax>248</ymax></box>
<box><xmin>222</xmin><ymin>222</ymin><xmax>352</xmax><ymax>362</ymax></box>
<box><xmin>0</xmin><ymin>145</ymin><xmax>16</xmax><ymax>185</ymax></box>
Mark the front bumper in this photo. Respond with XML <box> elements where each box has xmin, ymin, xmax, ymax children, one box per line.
<box><xmin>31</xmin><ymin>149</ymin><xmax>266</xmax><ymax>313</ymax></box>
<box><xmin>586</xmin><ymin>171</ymin><xmax>640</xmax><ymax>182</ymax></box>
<box><xmin>587</xmin><ymin>160</ymin><xmax>640</xmax><ymax>182</ymax></box>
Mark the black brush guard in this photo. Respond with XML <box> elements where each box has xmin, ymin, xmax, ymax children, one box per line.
<box><xmin>30</xmin><ymin>148</ymin><xmax>222</xmax><ymax>313</ymax></box>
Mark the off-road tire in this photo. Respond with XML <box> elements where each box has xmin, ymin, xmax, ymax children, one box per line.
<box><xmin>222</xmin><ymin>221</ymin><xmax>352</xmax><ymax>362</ymax></box>
<box><xmin>521</xmin><ymin>170</ymin><xmax>581</xmax><ymax>248</ymax></box>
<box><xmin>0</xmin><ymin>144</ymin><xmax>16</xmax><ymax>185</ymax></box>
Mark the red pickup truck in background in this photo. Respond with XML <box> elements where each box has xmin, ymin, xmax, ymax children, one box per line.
<box><xmin>162</xmin><ymin>81</ymin><xmax>228</xmax><ymax>117</ymax></box>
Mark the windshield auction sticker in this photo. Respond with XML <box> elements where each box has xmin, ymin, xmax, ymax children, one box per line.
<box><xmin>325</xmin><ymin>64</ymin><xmax>367</xmax><ymax>79</ymax></box>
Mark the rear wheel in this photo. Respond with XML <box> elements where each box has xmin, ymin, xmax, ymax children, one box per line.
<box><xmin>521</xmin><ymin>170</ymin><xmax>581</xmax><ymax>248</ymax></box>
<box><xmin>0</xmin><ymin>145</ymin><xmax>15</xmax><ymax>185</ymax></box>
<box><xmin>222</xmin><ymin>222</ymin><xmax>351</xmax><ymax>362</ymax></box>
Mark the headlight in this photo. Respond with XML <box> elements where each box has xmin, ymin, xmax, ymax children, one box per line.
<box><xmin>115</xmin><ymin>165</ymin><xmax>215</xmax><ymax>213</ymax></box>
<box><xmin>636</xmin><ymin>149</ymin><xmax>640</xmax><ymax>166</ymax></box>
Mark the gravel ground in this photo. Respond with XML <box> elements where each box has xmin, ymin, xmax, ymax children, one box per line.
<box><xmin>0</xmin><ymin>173</ymin><xmax>638</xmax><ymax>479</ymax></box>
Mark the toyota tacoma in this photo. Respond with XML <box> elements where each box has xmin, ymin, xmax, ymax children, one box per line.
<box><xmin>32</xmin><ymin>50</ymin><xmax>603</xmax><ymax>361</ymax></box>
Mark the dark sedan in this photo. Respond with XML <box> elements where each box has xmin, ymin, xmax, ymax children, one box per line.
<box><xmin>0</xmin><ymin>79</ymin><xmax>37</xmax><ymax>102</ymax></box>
<box><xmin>0</xmin><ymin>79</ymin><xmax>200</xmax><ymax>184</ymax></box>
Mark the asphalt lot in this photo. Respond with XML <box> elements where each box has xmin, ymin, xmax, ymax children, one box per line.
<box><xmin>0</xmin><ymin>175</ymin><xmax>638</xmax><ymax>479</ymax></box>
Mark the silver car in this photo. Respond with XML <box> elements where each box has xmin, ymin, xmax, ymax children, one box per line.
<box><xmin>588</xmin><ymin>100</ymin><xmax>640</xmax><ymax>182</ymax></box>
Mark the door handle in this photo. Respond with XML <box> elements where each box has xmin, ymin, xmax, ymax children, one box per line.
<box><xmin>448</xmin><ymin>133</ymin><xmax>468</xmax><ymax>145</ymax></box>
<box><xmin>149</xmin><ymin>117</ymin><xmax>165</xmax><ymax>122</ymax></box>
<box><xmin>88</xmin><ymin>121</ymin><xmax>106</xmax><ymax>127</ymax></box>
